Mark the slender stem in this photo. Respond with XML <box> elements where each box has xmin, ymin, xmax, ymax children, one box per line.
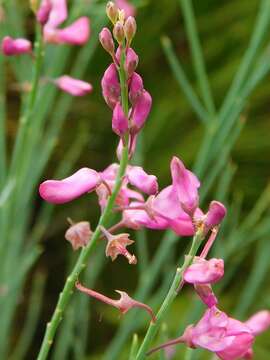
<box><xmin>36</xmin><ymin>41</ymin><xmax>130</xmax><ymax>360</ymax></box>
<box><xmin>179</xmin><ymin>0</ymin><xmax>216</xmax><ymax>116</ymax></box>
<box><xmin>135</xmin><ymin>230</ymin><xmax>204</xmax><ymax>360</ymax></box>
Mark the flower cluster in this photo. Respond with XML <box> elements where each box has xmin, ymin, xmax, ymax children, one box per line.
<box><xmin>1</xmin><ymin>0</ymin><xmax>92</xmax><ymax>97</ymax></box>
<box><xmin>37</xmin><ymin>2</ymin><xmax>270</xmax><ymax>359</ymax></box>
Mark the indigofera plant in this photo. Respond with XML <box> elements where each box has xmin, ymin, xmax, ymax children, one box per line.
<box><xmin>36</xmin><ymin>2</ymin><xmax>270</xmax><ymax>360</ymax></box>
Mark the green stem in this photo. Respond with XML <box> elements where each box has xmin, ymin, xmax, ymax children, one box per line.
<box><xmin>36</xmin><ymin>42</ymin><xmax>130</xmax><ymax>360</ymax></box>
<box><xmin>135</xmin><ymin>230</ymin><xmax>204</xmax><ymax>360</ymax></box>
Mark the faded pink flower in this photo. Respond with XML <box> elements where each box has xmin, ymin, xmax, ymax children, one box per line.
<box><xmin>65</xmin><ymin>220</ymin><xmax>92</xmax><ymax>250</ymax></box>
<box><xmin>44</xmin><ymin>17</ymin><xmax>90</xmax><ymax>45</ymax></box>
<box><xmin>184</xmin><ymin>257</ymin><xmax>224</xmax><ymax>284</ymax></box>
<box><xmin>76</xmin><ymin>282</ymin><xmax>156</xmax><ymax>321</ymax></box>
<box><xmin>1</xmin><ymin>36</ymin><xmax>32</xmax><ymax>56</ymax></box>
<box><xmin>100</xmin><ymin>226</ymin><xmax>137</xmax><ymax>264</ymax></box>
<box><xmin>55</xmin><ymin>75</ymin><xmax>93</xmax><ymax>96</ymax></box>
<box><xmin>39</xmin><ymin>168</ymin><xmax>101</xmax><ymax>204</ymax></box>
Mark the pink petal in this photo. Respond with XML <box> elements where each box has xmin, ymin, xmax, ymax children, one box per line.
<box><xmin>194</xmin><ymin>284</ymin><xmax>218</xmax><ymax>308</ymax></box>
<box><xmin>129</xmin><ymin>72</ymin><xmax>144</xmax><ymax>104</ymax></box>
<box><xmin>37</xmin><ymin>0</ymin><xmax>52</xmax><ymax>25</ymax></box>
<box><xmin>205</xmin><ymin>201</ymin><xmax>227</xmax><ymax>229</ymax></box>
<box><xmin>170</xmin><ymin>156</ymin><xmax>200</xmax><ymax>215</ymax></box>
<box><xmin>245</xmin><ymin>310</ymin><xmax>270</xmax><ymax>335</ymax></box>
<box><xmin>55</xmin><ymin>75</ymin><xmax>92</xmax><ymax>96</ymax></box>
<box><xmin>1</xmin><ymin>36</ymin><xmax>32</xmax><ymax>56</ymax></box>
<box><xmin>39</xmin><ymin>168</ymin><xmax>101</xmax><ymax>204</ymax></box>
<box><xmin>45</xmin><ymin>0</ymin><xmax>67</xmax><ymax>28</ymax></box>
<box><xmin>127</xmin><ymin>166</ymin><xmax>158</xmax><ymax>195</ymax></box>
<box><xmin>216</xmin><ymin>334</ymin><xmax>254</xmax><ymax>360</ymax></box>
<box><xmin>115</xmin><ymin>0</ymin><xmax>136</xmax><ymax>17</ymax></box>
<box><xmin>44</xmin><ymin>17</ymin><xmax>90</xmax><ymax>45</ymax></box>
<box><xmin>131</xmin><ymin>90</ymin><xmax>152</xmax><ymax>133</ymax></box>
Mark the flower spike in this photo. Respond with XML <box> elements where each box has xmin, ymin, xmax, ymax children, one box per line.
<box><xmin>76</xmin><ymin>282</ymin><xmax>156</xmax><ymax>322</ymax></box>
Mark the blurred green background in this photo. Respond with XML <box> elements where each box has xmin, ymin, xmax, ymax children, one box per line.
<box><xmin>2</xmin><ymin>0</ymin><xmax>270</xmax><ymax>359</ymax></box>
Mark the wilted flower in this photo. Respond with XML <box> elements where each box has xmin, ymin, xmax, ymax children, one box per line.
<box><xmin>65</xmin><ymin>220</ymin><xmax>92</xmax><ymax>250</ymax></box>
<box><xmin>76</xmin><ymin>282</ymin><xmax>156</xmax><ymax>321</ymax></box>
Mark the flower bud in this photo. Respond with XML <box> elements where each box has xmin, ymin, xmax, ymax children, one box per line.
<box><xmin>129</xmin><ymin>72</ymin><xmax>144</xmax><ymax>104</ymax></box>
<box><xmin>127</xmin><ymin>166</ymin><xmax>158</xmax><ymax>195</ymax></box>
<box><xmin>194</xmin><ymin>284</ymin><xmax>218</xmax><ymax>308</ymax></box>
<box><xmin>113</xmin><ymin>21</ymin><xmax>125</xmax><ymax>44</ymax></box>
<box><xmin>204</xmin><ymin>201</ymin><xmax>227</xmax><ymax>231</ymax></box>
<box><xmin>65</xmin><ymin>221</ymin><xmax>92</xmax><ymax>250</ymax></box>
<box><xmin>1</xmin><ymin>36</ymin><xmax>32</xmax><ymax>56</ymax></box>
<box><xmin>112</xmin><ymin>102</ymin><xmax>129</xmax><ymax>136</ymax></box>
<box><xmin>36</xmin><ymin>0</ymin><xmax>52</xmax><ymax>24</ymax></box>
<box><xmin>125</xmin><ymin>47</ymin><xmax>138</xmax><ymax>77</ymax></box>
<box><xmin>124</xmin><ymin>16</ymin><xmax>136</xmax><ymax>44</ymax></box>
<box><xmin>30</xmin><ymin>0</ymin><xmax>39</xmax><ymax>13</ymax></box>
<box><xmin>106</xmin><ymin>1</ymin><xmax>118</xmax><ymax>24</ymax></box>
<box><xmin>130</xmin><ymin>90</ymin><xmax>152</xmax><ymax>133</ymax></box>
<box><xmin>101</xmin><ymin>63</ymin><xmax>121</xmax><ymax>109</ymax></box>
<box><xmin>99</xmin><ymin>27</ymin><xmax>115</xmax><ymax>55</ymax></box>
<box><xmin>184</xmin><ymin>257</ymin><xmax>224</xmax><ymax>284</ymax></box>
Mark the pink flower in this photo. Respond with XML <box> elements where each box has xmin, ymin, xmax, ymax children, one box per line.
<box><xmin>184</xmin><ymin>257</ymin><xmax>224</xmax><ymax>284</ymax></box>
<box><xmin>101</xmin><ymin>63</ymin><xmax>121</xmax><ymax>109</ymax></box>
<box><xmin>245</xmin><ymin>310</ymin><xmax>270</xmax><ymax>336</ymax></box>
<box><xmin>170</xmin><ymin>156</ymin><xmax>200</xmax><ymax>216</ymax></box>
<box><xmin>112</xmin><ymin>102</ymin><xmax>129</xmax><ymax>136</ymax></box>
<box><xmin>130</xmin><ymin>90</ymin><xmax>152</xmax><ymax>133</ymax></box>
<box><xmin>148</xmin><ymin>307</ymin><xmax>254</xmax><ymax>360</ymax></box>
<box><xmin>76</xmin><ymin>282</ymin><xmax>156</xmax><ymax>321</ymax></box>
<box><xmin>204</xmin><ymin>201</ymin><xmax>227</xmax><ymax>230</ymax></box>
<box><xmin>55</xmin><ymin>75</ymin><xmax>92</xmax><ymax>96</ymax></box>
<box><xmin>39</xmin><ymin>168</ymin><xmax>101</xmax><ymax>204</ymax></box>
<box><xmin>126</xmin><ymin>166</ymin><xmax>158</xmax><ymax>195</ymax></box>
<box><xmin>115</xmin><ymin>0</ymin><xmax>136</xmax><ymax>18</ymax></box>
<box><xmin>44</xmin><ymin>17</ymin><xmax>90</xmax><ymax>45</ymax></box>
<box><xmin>40</xmin><ymin>0</ymin><xmax>67</xmax><ymax>28</ymax></box>
<box><xmin>1</xmin><ymin>36</ymin><xmax>32</xmax><ymax>56</ymax></box>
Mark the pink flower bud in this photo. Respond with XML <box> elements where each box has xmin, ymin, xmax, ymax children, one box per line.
<box><xmin>116</xmin><ymin>134</ymin><xmax>137</xmax><ymax>160</ymax></box>
<box><xmin>76</xmin><ymin>282</ymin><xmax>156</xmax><ymax>321</ymax></box>
<box><xmin>112</xmin><ymin>102</ymin><xmax>129</xmax><ymax>136</ymax></box>
<box><xmin>1</xmin><ymin>36</ymin><xmax>32</xmax><ymax>56</ymax></box>
<box><xmin>44</xmin><ymin>0</ymin><xmax>67</xmax><ymax>28</ymax></box>
<box><xmin>115</xmin><ymin>0</ymin><xmax>136</xmax><ymax>18</ymax></box>
<box><xmin>204</xmin><ymin>201</ymin><xmax>227</xmax><ymax>230</ymax></box>
<box><xmin>99</xmin><ymin>27</ymin><xmax>115</xmax><ymax>55</ymax></box>
<box><xmin>36</xmin><ymin>0</ymin><xmax>52</xmax><ymax>25</ymax></box>
<box><xmin>130</xmin><ymin>90</ymin><xmax>152</xmax><ymax>133</ymax></box>
<box><xmin>129</xmin><ymin>72</ymin><xmax>144</xmax><ymax>104</ymax></box>
<box><xmin>126</xmin><ymin>166</ymin><xmax>158</xmax><ymax>195</ymax></box>
<box><xmin>113</xmin><ymin>21</ymin><xmax>125</xmax><ymax>43</ymax></box>
<box><xmin>100</xmin><ymin>226</ymin><xmax>137</xmax><ymax>264</ymax></box>
<box><xmin>124</xmin><ymin>16</ymin><xmax>137</xmax><ymax>43</ymax></box>
<box><xmin>44</xmin><ymin>17</ymin><xmax>90</xmax><ymax>45</ymax></box>
<box><xmin>170</xmin><ymin>156</ymin><xmax>200</xmax><ymax>216</ymax></box>
<box><xmin>101</xmin><ymin>63</ymin><xmax>121</xmax><ymax>109</ymax></box>
<box><xmin>184</xmin><ymin>257</ymin><xmax>224</xmax><ymax>284</ymax></box>
<box><xmin>55</xmin><ymin>75</ymin><xmax>92</xmax><ymax>96</ymax></box>
<box><xmin>194</xmin><ymin>284</ymin><xmax>218</xmax><ymax>308</ymax></box>
<box><xmin>65</xmin><ymin>221</ymin><xmax>92</xmax><ymax>250</ymax></box>
<box><xmin>245</xmin><ymin>310</ymin><xmax>270</xmax><ymax>335</ymax></box>
<box><xmin>125</xmin><ymin>47</ymin><xmax>138</xmax><ymax>77</ymax></box>
<box><xmin>39</xmin><ymin>168</ymin><xmax>101</xmax><ymax>204</ymax></box>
